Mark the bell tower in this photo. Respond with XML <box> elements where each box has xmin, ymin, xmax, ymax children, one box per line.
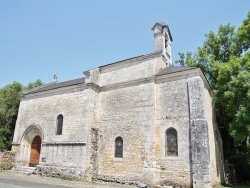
<box><xmin>152</xmin><ymin>22</ymin><xmax>173</xmax><ymax>65</ymax></box>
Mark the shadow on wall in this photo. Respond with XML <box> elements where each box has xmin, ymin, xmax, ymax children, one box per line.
<box><xmin>213</xmin><ymin>105</ymin><xmax>225</xmax><ymax>184</ymax></box>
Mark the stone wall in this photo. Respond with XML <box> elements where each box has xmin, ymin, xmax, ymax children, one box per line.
<box><xmin>40</xmin><ymin>144</ymin><xmax>86</xmax><ymax>169</ymax></box>
<box><xmin>155</xmin><ymin>75</ymin><xmax>192</xmax><ymax>187</ymax></box>
<box><xmin>204</xmin><ymin>84</ymin><xmax>224</xmax><ymax>185</ymax></box>
<box><xmin>96</xmin><ymin>81</ymin><xmax>155</xmax><ymax>185</ymax></box>
<box><xmin>187</xmin><ymin>76</ymin><xmax>210</xmax><ymax>188</ymax></box>
<box><xmin>36</xmin><ymin>165</ymin><xmax>83</xmax><ymax>180</ymax></box>
<box><xmin>92</xmin><ymin>61</ymin><xmax>221</xmax><ymax>187</ymax></box>
<box><xmin>0</xmin><ymin>151</ymin><xmax>15</xmax><ymax>170</ymax></box>
<box><xmin>99</xmin><ymin>56</ymin><xmax>163</xmax><ymax>87</ymax></box>
<box><xmin>12</xmin><ymin>84</ymin><xmax>91</xmax><ymax>177</ymax></box>
<box><xmin>93</xmin><ymin>56</ymin><xmax>164</xmax><ymax>186</ymax></box>
<box><xmin>13</xmin><ymin>85</ymin><xmax>89</xmax><ymax>144</ymax></box>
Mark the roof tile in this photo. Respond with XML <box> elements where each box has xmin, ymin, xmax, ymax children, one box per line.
<box><xmin>22</xmin><ymin>77</ymin><xmax>85</xmax><ymax>95</ymax></box>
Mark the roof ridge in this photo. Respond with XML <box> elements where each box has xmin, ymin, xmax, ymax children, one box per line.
<box><xmin>20</xmin><ymin>81</ymin><xmax>57</xmax><ymax>95</ymax></box>
<box><xmin>56</xmin><ymin>77</ymin><xmax>84</xmax><ymax>83</ymax></box>
<box><xmin>99</xmin><ymin>52</ymin><xmax>162</xmax><ymax>68</ymax></box>
<box><xmin>22</xmin><ymin>77</ymin><xmax>85</xmax><ymax>96</ymax></box>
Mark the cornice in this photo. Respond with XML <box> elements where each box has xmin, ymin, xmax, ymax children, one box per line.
<box><xmin>155</xmin><ymin>68</ymin><xmax>213</xmax><ymax>95</ymax></box>
<box><xmin>100</xmin><ymin>77</ymin><xmax>155</xmax><ymax>91</ymax></box>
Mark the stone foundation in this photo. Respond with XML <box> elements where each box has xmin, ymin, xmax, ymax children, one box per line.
<box><xmin>96</xmin><ymin>174</ymin><xmax>146</xmax><ymax>188</ymax></box>
<box><xmin>35</xmin><ymin>165</ymin><xmax>84</xmax><ymax>181</ymax></box>
<box><xmin>0</xmin><ymin>151</ymin><xmax>15</xmax><ymax>170</ymax></box>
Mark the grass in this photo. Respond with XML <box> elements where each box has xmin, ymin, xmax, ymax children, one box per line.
<box><xmin>0</xmin><ymin>170</ymin><xmax>8</xmax><ymax>174</ymax></box>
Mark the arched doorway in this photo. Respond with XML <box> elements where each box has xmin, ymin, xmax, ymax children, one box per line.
<box><xmin>29</xmin><ymin>135</ymin><xmax>41</xmax><ymax>167</ymax></box>
<box><xmin>17</xmin><ymin>125</ymin><xmax>43</xmax><ymax>167</ymax></box>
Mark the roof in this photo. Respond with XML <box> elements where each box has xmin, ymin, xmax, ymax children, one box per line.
<box><xmin>151</xmin><ymin>22</ymin><xmax>173</xmax><ymax>41</ymax></box>
<box><xmin>22</xmin><ymin>51</ymin><xmax>193</xmax><ymax>96</ymax></box>
<box><xmin>21</xmin><ymin>77</ymin><xmax>85</xmax><ymax>96</ymax></box>
<box><xmin>99</xmin><ymin>52</ymin><xmax>162</xmax><ymax>69</ymax></box>
<box><xmin>156</xmin><ymin>66</ymin><xmax>197</xmax><ymax>76</ymax></box>
<box><xmin>21</xmin><ymin>52</ymin><xmax>162</xmax><ymax>96</ymax></box>
<box><xmin>21</xmin><ymin>66</ymin><xmax>196</xmax><ymax>96</ymax></box>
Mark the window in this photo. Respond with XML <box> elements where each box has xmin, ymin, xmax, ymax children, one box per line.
<box><xmin>164</xmin><ymin>33</ymin><xmax>169</xmax><ymax>48</ymax></box>
<box><xmin>165</xmin><ymin>39</ymin><xmax>168</xmax><ymax>49</ymax></box>
<box><xmin>115</xmin><ymin>137</ymin><xmax>123</xmax><ymax>158</ymax></box>
<box><xmin>166</xmin><ymin>128</ymin><xmax>178</xmax><ymax>156</ymax></box>
<box><xmin>56</xmin><ymin>114</ymin><xmax>63</xmax><ymax>135</ymax></box>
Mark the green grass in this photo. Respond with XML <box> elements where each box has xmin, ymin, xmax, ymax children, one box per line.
<box><xmin>0</xmin><ymin>170</ymin><xmax>7</xmax><ymax>173</ymax></box>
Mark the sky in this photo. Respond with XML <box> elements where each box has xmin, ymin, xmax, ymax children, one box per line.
<box><xmin>0</xmin><ymin>1</ymin><xmax>249</xmax><ymax>88</ymax></box>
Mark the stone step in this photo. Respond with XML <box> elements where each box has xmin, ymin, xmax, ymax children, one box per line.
<box><xmin>12</xmin><ymin>166</ymin><xmax>36</xmax><ymax>175</ymax></box>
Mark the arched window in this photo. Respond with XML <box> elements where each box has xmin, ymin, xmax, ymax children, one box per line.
<box><xmin>166</xmin><ymin>128</ymin><xmax>178</xmax><ymax>156</ymax></box>
<box><xmin>115</xmin><ymin>137</ymin><xmax>123</xmax><ymax>158</ymax></box>
<box><xmin>165</xmin><ymin>33</ymin><xmax>169</xmax><ymax>48</ymax></box>
<box><xmin>56</xmin><ymin>114</ymin><xmax>63</xmax><ymax>135</ymax></box>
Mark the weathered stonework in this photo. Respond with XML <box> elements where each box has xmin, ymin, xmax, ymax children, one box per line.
<box><xmin>35</xmin><ymin>165</ymin><xmax>83</xmax><ymax>180</ymax></box>
<box><xmin>12</xmin><ymin>22</ymin><xmax>224</xmax><ymax>187</ymax></box>
<box><xmin>155</xmin><ymin>76</ymin><xmax>191</xmax><ymax>187</ymax></box>
<box><xmin>188</xmin><ymin>77</ymin><xmax>210</xmax><ymax>188</ymax></box>
<box><xmin>0</xmin><ymin>151</ymin><xmax>15</xmax><ymax>170</ymax></box>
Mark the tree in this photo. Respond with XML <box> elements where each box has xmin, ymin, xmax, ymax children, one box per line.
<box><xmin>0</xmin><ymin>79</ymin><xmax>43</xmax><ymax>150</ymax></box>
<box><xmin>238</xmin><ymin>12</ymin><xmax>250</xmax><ymax>52</ymax></box>
<box><xmin>176</xmin><ymin>12</ymin><xmax>250</xmax><ymax>182</ymax></box>
<box><xmin>0</xmin><ymin>82</ymin><xmax>23</xmax><ymax>150</ymax></box>
<box><xmin>25</xmin><ymin>79</ymin><xmax>43</xmax><ymax>90</ymax></box>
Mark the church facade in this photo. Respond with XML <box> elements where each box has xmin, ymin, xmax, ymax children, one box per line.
<box><xmin>12</xmin><ymin>22</ymin><xmax>224</xmax><ymax>187</ymax></box>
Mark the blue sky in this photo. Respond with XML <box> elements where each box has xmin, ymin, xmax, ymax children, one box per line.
<box><xmin>0</xmin><ymin>1</ymin><xmax>249</xmax><ymax>88</ymax></box>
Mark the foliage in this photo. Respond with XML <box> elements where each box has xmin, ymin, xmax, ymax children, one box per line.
<box><xmin>238</xmin><ymin>12</ymin><xmax>250</xmax><ymax>51</ymax></box>
<box><xmin>25</xmin><ymin>79</ymin><xmax>43</xmax><ymax>90</ymax></box>
<box><xmin>176</xmin><ymin>12</ymin><xmax>250</xmax><ymax>182</ymax></box>
<box><xmin>0</xmin><ymin>82</ymin><xmax>23</xmax><ymax>150</ymax></box>
<box><xmin>0</xmin><ymin>80</ymin><xmax>43</xmax><ymax>151</ymax></box>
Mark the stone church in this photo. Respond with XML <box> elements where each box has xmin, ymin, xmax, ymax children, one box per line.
<box><xmin>12</xmin><ymin>22</ymin><xmax>224</xmax><ymax>187</ymax></box>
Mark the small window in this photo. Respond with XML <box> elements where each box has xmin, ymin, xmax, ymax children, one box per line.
<box><xmin>165</xmin><ymin>39</ymin><xmax>168</xmax><ymax>48</ymax></box>
<box><xmin>165</xmin><ymin>33</ymin><xmax>169</xmax><ymax>48</ymax></box>
<box><xmin>166</xmin><ymin>128</ymin><xmax>178</xmax><ymax>156</ymax></box>
<box><xmin>56</xmin><ymin>114</ymin><xmax>63</xmax><ymax>135</ymax></box>
<box><xmin>115</xmin><ymin>137</ymin><xmax>123</xmax><ymax>158</ymax></box>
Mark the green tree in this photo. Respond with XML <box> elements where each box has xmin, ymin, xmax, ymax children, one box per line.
<box><xmin>0</xmin><ymin>82</ymin><xmax>23</xmax><ymax>150</ymax></box>
<box><xmin>0</xmin><ymin>79</ymin><xmax>43</xmax><ymax>151</ymax></box>
<box><xmin>238</xmin><ymin>12</ymin><xmax>250</xmax><ymax>51</ymax></box>
<box><xmin>25</xmin><ymin>79</ymin><xmax>43</xmax><ymax>90</ymax></box>
<box><xmin>176</xmin><ymin>12</ymin><xmax>250</xmax><ymax>182</ymax></box>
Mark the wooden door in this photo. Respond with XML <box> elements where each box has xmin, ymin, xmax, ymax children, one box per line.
<box><xmin>29</xmin><ymin>135</ymin><xmax>41</xmax><ymax>167</ymax></box>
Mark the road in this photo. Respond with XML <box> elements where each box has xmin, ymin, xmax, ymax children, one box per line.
<box><xmin>0</xmin><ymin>171</ymin><xmax>134</xmax><ymax>188</ymax></box>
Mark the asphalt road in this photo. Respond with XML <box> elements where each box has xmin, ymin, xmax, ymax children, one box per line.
<box><xmin>0</xmin><ymin>171</ymin><xmax>134</xmax><ymax>188</ymax></box>
<box><xmin>0</xmin><ymin>176</ymin><xmax>68</xmax><ymax>188</ymax></box>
